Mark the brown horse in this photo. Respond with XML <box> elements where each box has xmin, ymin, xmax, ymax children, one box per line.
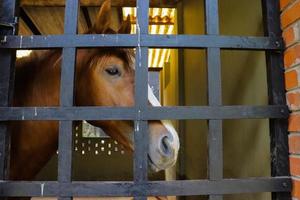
<box><xmin>10</xmin><ymin>0</ymin><xmax>179</xmax><ymax>181</ymax></box>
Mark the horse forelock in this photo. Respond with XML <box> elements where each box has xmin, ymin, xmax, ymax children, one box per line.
<box><xmin>88</xmin><ymin>48</ymin><xmax>135</xmax><ymax>72</ymax></box>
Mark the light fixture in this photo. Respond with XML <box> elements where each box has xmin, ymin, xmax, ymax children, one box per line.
<box><xmin>122</xmin><ymin>7</ymin><xmax>176</xmax><ymax>68</ymax></box>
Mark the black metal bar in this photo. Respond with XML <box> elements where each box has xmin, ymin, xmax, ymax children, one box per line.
<box><xmin>0</xmin><ymin>50</ymin><xmax>15</xmax><ymax>181</ymax></box>
<box><xmin>19</xmin><ymin>7</ymin><xmax>41</xmax><ymax>35</ymax></box>
<box><xmin>57</xmin><ymin>121</ymin><xmax>73</xmax><ymax>182</ymax></box>
<box><xmin>0</xmin><ymin>177</ymin><xmax>291</xmax><ymax>197</ymax></box>
<box><xmin>133</xmin><ymin>48</ymin><xmax>149</xmax><ymax>185</ymax></box>
<box><xmin>19</xmin><ymin>0</ymin><xmax>177</xmax><ymax>8</ymax></box>
<box><xmin>57</xmin><ymin>1</ymin><xmax>79</xmax><ymax>200</ymax></box>
<box><xmin>0</xmin><ymin>0</ymin><xmax>18</xmax><ymax>181</ymax></box>
<box><xmin>135</xmin><ymin>48</ymin><xmax>149</xmax><ymax>108</ymax></box>
<box><xmin>261</xmin><ymin>1</ymin><xmax>291</xmax><ymax>200</ymax></box>
<box><xmin>145</xmin><ymin>105</ymin><xmax>288</xmax><ymax>119</ymax></box>
<box><xmin>134</xmin><ymin>1</ymin><xmax>149</xmax><ymax>200</ymax></box>
<box><xmin>64</xmin><ymin>1</ymin><xmax>79</xmax><ymax>35</ymax></box>
<box><xmin>57</xmin><ymin>39</ymin><xmax>77</xmax><ymax>185</ymax></box>
<box><xmin>205</xmin><ymin>0</ymin><xmax>223</xmax><ymax>200</ymax></box>
<box><xmin>0</xmin><ymin>105</ymin><xmax>289</xmax><ymax>121</ymax></box>
<box><xmin>133</xmin><ymin>121</ymin><xmax>148</xmax><ymax>181</ymax></box>
<box><xmin>0</xmin><ymin>34</ymin><xmax>283</xmax><ymax>49</ymax></box>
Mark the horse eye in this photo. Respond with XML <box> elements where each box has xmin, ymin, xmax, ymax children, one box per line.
<box><xmin>105</xmin><ymin>67</ymin><xmax>120</xmax><ymax>76</ymax></box>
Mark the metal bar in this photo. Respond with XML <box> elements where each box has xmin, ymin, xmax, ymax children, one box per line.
<box><xmin>57</xmin><ymin>121</ymin><xmax>73</xmax><ymax>182</ymax></box>
<box><xmin>145</xmin><ymin>105</ymin><xmax>288</xmax><ymax>119</ymax></box>
<box><xmin>0</xmin><ymin>105</ymin><xmax>289</xmax><ymax>121</ymax></box>
<box><xmin>60</xmin><ymin>48</ymin><xmax>77</xmax><ymax>106</ymax></box>
<box><xmin>19</xmin><ymin>0</ymin><xmax>178</xmax><ymax>8</ymax></box>
<box><xmin>134</xmin><ymin>0</ymin><xmax>149</xmax><ymax>200</ymax></box>
<box><xmin>63</xmin><ymin>0</ymin><xmax>79</xmax><ymax>35</ymax></box>
<box><xmin>57</xmin><ymin>39</ymin><xmax>77</xmax><ymax>185</ymax></box>
<box><xmin>261</xmin><ymin>1</ymin><xmax>291</xmax><ymax>200</ymax></box>
<box><xmin>207</xmin><ymin>48</ymin><xmax>223</xmax><ymax>185</ymax></box>
<box><xmin>207</xmin><ymin>48</ymin><xmax>222</xmax><ymax>106</ymax></box>
<box><xmin>0</xmin><ymin>0</ymin><xmax>18</xmax><ymax>181</ymax></box>
<box><xmin>133</xmin><ymin>48</ymin><xmax>149</xmax><ymax>185</ymax></box>
<box><xmin>133</xmin><ymin>121</ymin><xmax>148</xmax><ymax>181</ymax></box>
<box><xmin>19</xmin><ymin>7</ymin><xmax>41</xmax><ymax>35</ymax></box>
<box><xmin>135</xmin><ymin>48</ymin><xmax>149</xmax><ymax>108</ymax></box>
<box><xmin>57</xmin><ymin>1</ymin><xmax>79</xmax><ymax>200</ymax></box>
<box><xmin>0</xmin><ymin>50</ymin><xmax>15</xmax><ymax>181</ymax></box>
<box><xmin>0</xmin><ymin>177</ymin><xmax>291</xmax><ymax>197</ymax></box>
<box><xmin>0</xmin><ymin>35</ymin><xmax>283</xmax><ymax>49</ymax></box>
<box><xmin>205</xmin><ymin>0</ymin><xmax>223</xmax><ymax>200</ymax></box>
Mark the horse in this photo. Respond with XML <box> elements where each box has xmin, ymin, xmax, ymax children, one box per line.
<box><xmin>9</xmin><ymin>0</ymin><xmax>179</xmax><ymax>182</ymax></box>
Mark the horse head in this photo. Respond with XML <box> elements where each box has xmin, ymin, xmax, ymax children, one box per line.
<box><xmin>75</xmin><ymin>0</ymin><xmax>179</xmax><ymax>172</ymax></box>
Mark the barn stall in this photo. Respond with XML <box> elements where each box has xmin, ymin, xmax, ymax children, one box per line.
<box><xmin>0</xmin><ymin>0</ymin><xmax>291</xmax><ymax>200</ymax></box>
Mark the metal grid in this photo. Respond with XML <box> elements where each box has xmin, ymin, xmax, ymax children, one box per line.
<box><xmin>0</xmin><ymin>1</ymin><xmax>292</xmax><ymax>200</ymax></box>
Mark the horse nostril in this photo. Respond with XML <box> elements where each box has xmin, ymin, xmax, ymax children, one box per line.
<box><xmin>160</xmin><ymin>136</ymin><xmax>172</xmax><ymax>157</ymax></box>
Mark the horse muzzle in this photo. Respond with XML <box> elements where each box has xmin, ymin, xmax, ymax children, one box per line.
<box><xmin>148</xmin><ymin>120</ymin><xmax>180</xmax><ymax>172</ymax></box>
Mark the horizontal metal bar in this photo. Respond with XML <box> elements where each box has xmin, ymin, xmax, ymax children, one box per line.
<box><xmin>143</xmin><ymin>35</ymin><xmax>283</xmax><ymax>49</ymax></box>
<box><xmin>0</xmin><ymin>34</ymin><xmax>283</xmax><ymax>50</ymax></box>
<box><xmin>0</xmin><ymin>177</ymin><xmax>291</xmax><ymax>197</ymax></box>
<box><xmin>145</xmin><ymin>106</ymin><xmax>289</xmax><ymax>119</ymax></box>
<box><xmin>0</xmin><ymin>107</ymin><xmax>136</xmax><ymax>120</ymax></box>
<box><xmin>19</xmin><ymin>0</ymin><xmax>177</xmax><ymax>8</ymax></box>
<box><xmin>0</xmin><ymin>34</ymin><xmax>137</xmax><ymax>49</ymax></box>
<box><xmin>0</xmin><ymin>105</ymin><xmax>289</xmax><ymax>121</ymax></box>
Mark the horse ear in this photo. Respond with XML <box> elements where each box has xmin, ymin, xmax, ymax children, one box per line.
<box><xmin>94</xmin><ymin>0</ymin><xmax>112</xmax><ymax>33</ymax></box>
<box><xmin>118</xmin><ymin>15</ymin><xmax>131</xmax><ymax>34</ymax></box>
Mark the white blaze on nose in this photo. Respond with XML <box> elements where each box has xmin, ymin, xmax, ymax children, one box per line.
<box><xmin>147</xmin><ymin>85</ymin><xmax>180</xmax><ymax>151</ymax></box>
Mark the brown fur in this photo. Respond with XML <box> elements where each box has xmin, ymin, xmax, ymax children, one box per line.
<box><xmin>10</xmin><ymin>0</ymin><xmax>135</xmax><ymax>180</ymax></box>
<box><xmin>10</xmin><ymin>48</ymin><xmax>135</xmax><ymax>180</ymax></box>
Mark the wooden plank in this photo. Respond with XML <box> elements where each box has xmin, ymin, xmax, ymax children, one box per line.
<box><xmin>20</xmin><ymin>0</ymin><xmax>179</xmax><ymax>8</ymax></box>
<box><xmin>23</xmin><ymin>7</ymin><xmax>87</xmax><ymax>34</ymax></box>
<box><xmin>18</xmin><ymin>18</ymin><xmax>34</xmax><ymax>35</ymax></box>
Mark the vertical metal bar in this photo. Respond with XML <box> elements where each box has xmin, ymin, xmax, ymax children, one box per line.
<box><xmin>63</xmin><ymin>0</ymin><xmax>79</xmax><ymax>35</ymax></box>
<box><xmin>58</xmin><ymin>1</ymin><xmax>79</xmax><ymax>200</ymax></box>
<box><xmin>205</xmin><ymin>0</ymin><xmax>223</xmax><ymax>200</ymax></box>
<box><xmin>134</xmin><ymin>48</ymin><xmax>149</xmax><ymax>182</ymax></box>
<box><xmin>261</xmin><ymin>1</ymin><xmax>291</xmax><ymax>200</ymax></box>
<box><xmin>0</xmin><ymin>49</ymin><xmax>15</xmax><ymax>181</ymax></box>
<box><xmin>0</xmin><ymin>0</ymin><xmax>18</xmax><ymax>181</ymax></box>
<box><xmin>134</xmin><ymin>0</ymin><xmax>149</xmax><ymax>200</ymax></box>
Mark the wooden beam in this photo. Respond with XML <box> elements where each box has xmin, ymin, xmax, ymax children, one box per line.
<box><xmin>81</xmin><ymin>7</ymin><xmax>92</xmax><ymax>29</ymax></box>
<box><xmin>19</xmin><ymin>7</ymin><xmax>42</xmax><ymax>35</ymax></box>
<box><xmin>20</xmin><ymin>0</ymin><xmax>179</xmax><ymax>8</ymax></box>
